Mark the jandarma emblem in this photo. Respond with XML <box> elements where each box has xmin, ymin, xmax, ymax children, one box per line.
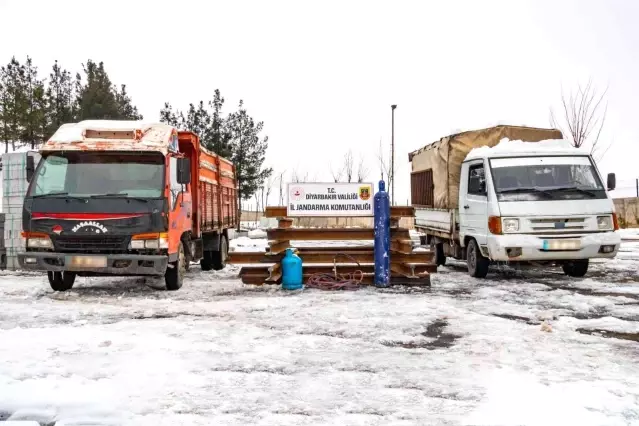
<box><xmin>71</xmin><ymin>221</ymin><xmax>108</xmax><ymax>234</ymax></box>
<box><xmin>359</xmin><ymin>186</ymin><xmax>371</xmax><ymax>201</ymax></box>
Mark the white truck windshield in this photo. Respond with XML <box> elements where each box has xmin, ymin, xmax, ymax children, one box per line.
<box><xmin>28</xmin><ymin>152</ymin><xmax>165</xmax><ymax>198</ymax></box>
<box><xmin>490</xmin><ymin>156</ymin><xmax>606</xmax><ymax>201</ymax></box>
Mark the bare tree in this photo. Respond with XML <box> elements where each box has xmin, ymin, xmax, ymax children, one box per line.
<box><xmin>356</xmin><ymin>154</ymin><xmax>369</xmax><ymax>183</ymax></box>
<box><xmin>291</xmin><ymin>168</ymin><xmax>309</xmax><ymax>183</ymax></box>
<box><xmin>550</xmin><ymin>79</ymin><xmax>610</xmax><ymax>161</ymax></box>
<box><xmin>330</xmin><ymin>161</ymin><xmax>344</xmax><ymax>183</ymax></box>
<box><xmin>277</xmin><ymin>170</ymin><xmax>286</xmax><ymax>205</ymax></box>
<box><xmin>376</xmin><ymin>138</ymin><xmax>391</xmax><ymax>183</ymax></box>
<box><xmin>343</xmin><ymin>150</ymin><xmax>354</xmax><ymax>182</ymax></box>
<box><xmin>261</xmin><ymin>173</ymin><xmax>276</xmax><ymax>208</ymax></box>
<box><xmin>291</xmin><ymin>169</ymin><xmax>300</xmax><ymax>183</ymax></box>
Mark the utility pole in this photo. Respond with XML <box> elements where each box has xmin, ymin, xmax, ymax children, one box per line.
<box><xmin>391</xmin><ymin>104</ymin><xmax>397</xmax><ymax>206</ymax></box>
<box><xmin>636</xmin><ymin>178</ymin><xmax>638</xmax><ymax>198</ymax></box>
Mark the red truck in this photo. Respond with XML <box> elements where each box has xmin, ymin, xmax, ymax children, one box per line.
<box><xmin>18</xmin><ymin>120</ymin><xmax>238</xmax><ymax>291</ymax></box>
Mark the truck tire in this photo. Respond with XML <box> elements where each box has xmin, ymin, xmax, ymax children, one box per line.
<box><xmin>165</xmin><ymin>242</ymin><xmax>185</xmax><ymax>291</ymax></box>
<box><xmin>184</xmin><ymin>251</ymin><xmax>191</xmax><ymax>271</ymax></box>
<box><xmin>467</xmin><ymin>239</ymin><xmax>489</xmax><ymax>278</ymax></box>
<box><xmin>200</xmin><ymin>251</ymin><xmax>214</xmax><ymax>271</ymax></box>
<box><xmin>431</xmin><ymin>241</ymin><xmax>446</xmax><ymax>266</ymax></box>
<box><xmin>212</xmin><ymin>235</ymin><xmax>228</xmax><ymax>271</ymax></box>
<box><xmin>562</xmin><ymin>259</ymin><xmax>589</xmax><ymax>277</ymax></box>
<box><xmin>48</xmin><ymin>271</ymin><xmax>76</xmax><ymax>292</ymax></box>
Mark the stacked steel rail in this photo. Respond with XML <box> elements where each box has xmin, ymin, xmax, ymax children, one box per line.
<box><xmin>230</xmin><ymin>206</ymin><xmax>435</xmax><ymax>286</ymax></box>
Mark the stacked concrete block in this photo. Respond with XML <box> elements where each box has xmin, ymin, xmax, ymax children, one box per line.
<box><xmin>1</xmin><ymin>152</ymin><xmax>41</xmax><ymax>270</ymax></box>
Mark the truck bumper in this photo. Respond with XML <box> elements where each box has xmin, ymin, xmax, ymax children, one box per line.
<box><xmin>18</xmin><ymin>252</ymin><xmax>168</xmax><ymax>276</ymax></box>
<box><xmin>486</xmin><ymin>231</ymin><xmax>622</xmax><ymax>262</ymax></box>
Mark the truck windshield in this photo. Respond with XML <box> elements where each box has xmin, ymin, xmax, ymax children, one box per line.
<box><xmin>490</xmin><ymin>156</ymin><xmax>606</xmax><ymax>201</ymax></box>
<box><xmin>28</xmin><ymin>152</ymin><xmax>165</xmax><ymax>198</ymax></box>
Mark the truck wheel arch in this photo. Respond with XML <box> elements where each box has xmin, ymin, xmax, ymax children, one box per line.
<box><xmin>464</xmin><ymin>235</ymin><xmax>490</xmax><ymax>259</ymax></box>
<box><xmin>467</xmin><ymin>238</ymin><xmax>490</xmax><ymax>278</ymax></box>
<box><xmin>180</xmin><ymin>232</ymin><xmax>194</xmax><ymax>270</ymax></box>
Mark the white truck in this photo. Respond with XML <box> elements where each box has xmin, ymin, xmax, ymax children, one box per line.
<box><xmin>409</xmin><ymin>125</ymin><xmax>621</xmax><ymax>278</ymax></box>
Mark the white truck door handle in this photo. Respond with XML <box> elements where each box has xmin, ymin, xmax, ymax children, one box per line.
<box><xmin>463</xmin><ymin>205</ymin><xmax>470</xmax><ymax>209</ymax></box>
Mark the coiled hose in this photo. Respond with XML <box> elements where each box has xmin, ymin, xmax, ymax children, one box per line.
<box><xmin>306</xmin><ymin>252</ymin><xmax>364</xmax><ymax>291</ymax></box>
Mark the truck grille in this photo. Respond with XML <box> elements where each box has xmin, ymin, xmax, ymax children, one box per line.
<box><xmin>53</xmin><ymin>235</ymin><xmax>130</xmax><ymax>253</ymax></box>
<box><xmin>529</xmin><ymin>217</ymin><xmax>586</xmax><ymax>232</ymax></box>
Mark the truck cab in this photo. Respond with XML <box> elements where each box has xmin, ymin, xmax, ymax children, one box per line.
<box><xmin>458</xmin><ymin>147</ymin><xmax>620</xmax><ymax>277</ymax></box>
<box><xmin>18</xmin><ymin>120</ymin><xmax>237</xmax><ymax>291</ymax></box>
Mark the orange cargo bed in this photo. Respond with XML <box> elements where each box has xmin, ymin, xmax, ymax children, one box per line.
<box><xmin>198</xmin><ymin>147</ymin><xmax>237</xmax><ymax>233</ymax></box>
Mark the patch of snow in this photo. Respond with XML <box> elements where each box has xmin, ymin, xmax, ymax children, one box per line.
<box><xmin>0</xmin><ymin>239</ymin><xmax>637</xmax><ymax>424</ymax></box>
<box><xmin>466</xmin><ymin>137</ymin><xmax>587</xmax><ymax>160</ymax></box>
<box><xmin>230</xmin><ymin>236</ymin><xmax>268</xmax><ymax>252</ymax></box>
<box><xmin>463</xmin><ymin>368</ymin><xmax>615</xmax><ymax>426</ymax></box>
<box><xmin>49</xmin><ymin>120</ymin><xmax>168</xmax><ymax>143</ymax></box>
<box><xmin>7</xmin><ymin>409</ymin><xmax>56</xmax><ymax>424</ymax></box>
<box><xmin>3</xmin><ymin>422</ymin><xmax>40</xmax><ymax>426</ymax></box>
<box><xmin>247</xmin><ymin>229</ymin><xmax>267</xmax><ymax>239</ymax></box>
<box><xmin>619</xmin><ymin>228</ymin><xmax>639</xmax><ymax>241</ymax></box>
<box><xmin>1</xmin><ymin>145</ymin><xmax>36</xmax><ymax>154</ymax></box>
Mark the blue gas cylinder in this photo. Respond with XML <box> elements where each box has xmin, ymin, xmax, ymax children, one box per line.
<box><xmin>281</xmin><ymin>248</ymin><xmax>303</xmax><ymax>290</ymax></box>
<box><xmin>374</xmin><ymin>180</ymin><xmax>391</xmax><ymax>287</ymax></box>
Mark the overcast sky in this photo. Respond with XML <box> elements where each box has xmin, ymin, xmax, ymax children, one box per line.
<box><xmin>1</xmin><ymin>0</ymin><xmax>638</xmax><ymax>204</ymax></box>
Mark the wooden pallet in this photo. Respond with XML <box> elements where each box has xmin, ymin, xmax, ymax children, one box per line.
<box><xmin>229</xmin><ymin>247</ymin><xmax>433</xmax><ymax>264</ymax></box>
<box><xmin>232</xmin><ymin>206</ymin><xmax>434</xmax><ymax>287</ymax></box>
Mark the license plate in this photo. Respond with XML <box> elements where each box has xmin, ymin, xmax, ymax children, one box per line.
<box><xmin>542</xmin><ymin>239</ymin><xmax>581</xmax><ymax>251</ymax></box>
<box><xmin>67</xmin><ymin>256</ymin><xmax>107</xmax><ymax>268</ymax></box>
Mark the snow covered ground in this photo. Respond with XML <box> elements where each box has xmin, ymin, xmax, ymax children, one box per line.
<box><xmin>0</xmin><ymin>240</ymin><xmax>638</xmax><ymax>425</ymax></box>
<box><xmin>620</xmin><ymin>227</ymin><xmax>639</xmax><ymax>241</ymax></box>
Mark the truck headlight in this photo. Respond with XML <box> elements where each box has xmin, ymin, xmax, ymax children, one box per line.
<box><xmin>22</xmin><ymin>232</ymin><xmax>53</xmax><ymax>249</ymax></box>
<box><xmin>503</xmin><ymin>218</ymin><xmax>519</xmax><ymax>233</ymax></box>
<box><xmin>130</xmin><ymin>240</ymin><xmax>146</xmax><ymax>249</ymax></box>
<box><xmin>130</xmin><ymin>232</ymin><xmax>169</xmax><ymax>250</ymax></box>
<box><xmin>597</xmin><ymin>215</ymin><xmax>613</xmax><ymax>230</ymax></box>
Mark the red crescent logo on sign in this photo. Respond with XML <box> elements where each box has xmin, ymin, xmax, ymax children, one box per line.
<box><xmin>290</xmin><ymin>187</ymin><xmax>304</xmax><ymax>201</ymax></box>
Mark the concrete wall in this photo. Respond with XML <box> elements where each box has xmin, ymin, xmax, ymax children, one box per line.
<box><xmin>614</xmin><ymin>197</ymin><xmax>639</xmax><ymax>228</ymax></box>
<box><xmin>240</xmin><ymin>210</ymin><xmax>264</xmax><ymax>222</ymax></box>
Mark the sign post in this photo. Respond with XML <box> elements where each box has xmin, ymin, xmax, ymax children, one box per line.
<box><xmin>287</xmin><ymin>182</ymin><xmax>374</xmax><ymax>217</ymax></box>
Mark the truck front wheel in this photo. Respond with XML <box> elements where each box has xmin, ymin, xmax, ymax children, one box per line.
<box><xmin>165</xmin><ymin>242</ymin><xmax>185</xmax><ymax>291</ymax></box>
<box><xmin>562</xmin><ymin>260</ymin><xmax>589</xmax><ymax>277</ymax></box>
<box><xmin>48</xmin><ymin>271</ymin><xmax>76</xmax><ymax>292</ymax></box>
<box><xmin>467</xmin><ymin>239</ymin><xmax>490</xmax><ymax>278</ymax></box>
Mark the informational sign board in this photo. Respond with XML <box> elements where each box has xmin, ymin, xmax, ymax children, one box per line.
<box><xmin>287</xmin><ymin>182</ymin><xmax>374</xmax><ymax>217</ymax></box>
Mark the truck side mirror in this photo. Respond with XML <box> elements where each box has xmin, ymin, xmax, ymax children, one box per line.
<box><xmin>26</xmin><ymin>155</ymin><xmax>35</xmax><ymax>183</ymax></box>
<box><xmin>607</xmin><ymin>173</ymin><xmax>616</xmax><ymax>191</ymax></box>
<box><xmin>177</xmin><ymin>158</ymin><xmax>191</xmax><ymax>185</ymax></box>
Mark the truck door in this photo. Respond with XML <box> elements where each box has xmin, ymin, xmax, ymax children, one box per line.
<box><xmin>168</xmin><ymin>156</ymin><xmax>193</xmax><ymax>255</ymax></box>
<box><xmin>459</xmin><ymin>160</ymin><xmax>489</xmax><ymax>246</ymax></box>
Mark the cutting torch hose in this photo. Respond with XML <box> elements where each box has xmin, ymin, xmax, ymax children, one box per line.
<box><xmin>305</xmin><ymin>252</ymin><xmax>365</xmax><ymax>291</ymax></box>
